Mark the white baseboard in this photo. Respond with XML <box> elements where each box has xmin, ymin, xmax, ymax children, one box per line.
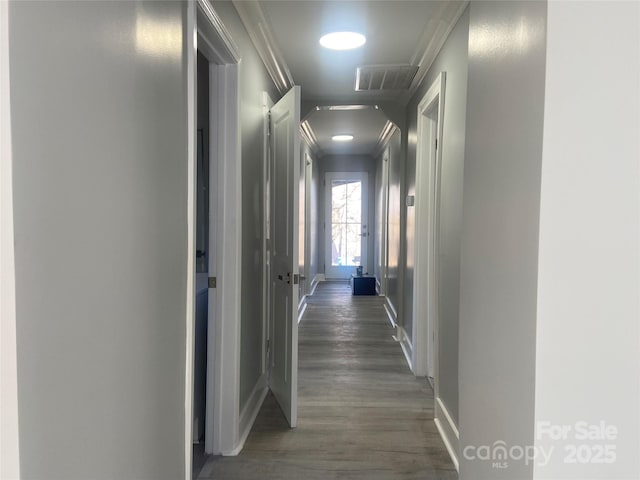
<box><xmin>298</xmin><ymin>296</ymin><xmax>308</xmax><ymax>324</ymax></box>
<box><xmin>225</xmin><ymin>374</ymin><xmax>268</xmax><ymax>456</ymax></box>
<box><xmin>397</xmin><ymin>326</ymin><xmax>413</xmax><ymax>371</ymax></box>
<box><xmin>383</xmin><ymin>297</ymin><xmax>397</xmax><ymax>328</ymax></box>
<box><xmin>435</xmin><ymin>397</ymin><xmax>459</xmax><ymax>471</ymax></box>
<box><xmin>310</xmin><ymin>273</ymin><xmax>324</xmax><ymax>295</ymax></box>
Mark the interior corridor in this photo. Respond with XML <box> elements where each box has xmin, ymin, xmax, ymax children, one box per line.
<box><xmin>196</xmin><ymin>281</ymin><xmax>457</xmax><ymax>479</ymax></box>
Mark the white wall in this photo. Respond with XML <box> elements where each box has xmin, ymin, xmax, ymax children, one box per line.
<box><xmin>9</xmin><ymin>2</ymin><xmax>189</xmax><ymax>478</ymax></box>
<box><xmin>534</xmin><ymin>2</ymin><xmax>640</xmax><ymax>478</ymax></box>
<box><xmin>458</xmin><ymin>1</ymin><xmax>547</xmax><ymax>479</ymax></box>
<box><xmin>1</xmin><ymin>1</ymin><xmax>20</xmax><ymax>477</ymax></box>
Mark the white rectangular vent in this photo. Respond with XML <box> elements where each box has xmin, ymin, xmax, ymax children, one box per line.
<box><xmin>355</xmin><ymin>65</ymin><xmax>419</xmax><ymax>91</ymax></box>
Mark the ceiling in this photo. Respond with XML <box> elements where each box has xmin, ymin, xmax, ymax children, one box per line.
<box><xmin>234</xmin><ymin>0</ymin><xmax>467</xmax><ymax>157</ymax></box>
<box><xmin>306</xmin><ymin>107</ymin><xmax>390</xmax><ymax>156</ymax></box>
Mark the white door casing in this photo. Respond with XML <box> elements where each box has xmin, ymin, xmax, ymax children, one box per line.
<box><xmin>303</xmin><ymin>153</ymin><xmax>312</xmax><ymax>298</ymax></box>
<box><xmin>413</xmin><ymin>72</ymin><xmax>445</xmax><ymax>381</ymax></box>
<box><xmin>381</xmin><ymin>148</ymin><xmax>390</xmax><ymax>295</ymax></box>
<box><xmin>324</xmin><ymin>172</ymin><xmax>369</xmax><ymax>280</ymax></box>
<box><xmin>189</xmin><ymin>0</ymin><xmax>242</xmax><ymax>463</ymax></box>
<box><xmin>269</xmin><ymin>86</ymin><xmax>300</xmax><ymax>428</ymax></box>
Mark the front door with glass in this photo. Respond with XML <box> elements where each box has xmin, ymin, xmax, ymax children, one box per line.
<box><xmin>324</xmin><ymin>172</ymin><xmax>368</xmax><ymax>279</ymax></box>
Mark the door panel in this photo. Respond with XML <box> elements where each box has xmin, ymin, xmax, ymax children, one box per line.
<box><xmin>269</xmin><ymin>86</ymin><xmax>300</xmax><ymax>428</ymax></box>
<box><xmin>325</xmin><ymin>172</ymin><xmax>369</xmax><ymax>279</ymax></box>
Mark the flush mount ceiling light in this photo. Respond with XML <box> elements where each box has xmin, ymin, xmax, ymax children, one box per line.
<box><xmin>319</xmin><ymin>32</ymin><xmax>366</xmax><ymax>50</ymax></box>
<box><xmin>332</xmin><ymin>134</ymin><xmax>354</xmax><ymax>142</ymax></box>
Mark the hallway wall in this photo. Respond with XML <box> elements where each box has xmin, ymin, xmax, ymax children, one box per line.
<box><xmin>212</xmin><ymin>2</ymin><xmax>282</xmax><ymax>415</ymax></box>
<box><xmin>8</xmin><ymin>2</ymin><xmax>189</xmax><ymax>478</ymax></box>
<box><xmin>534</xmin><ymin>2</ymin><xmax>639</xmax><ymax>478</ymax></box>
<box><xmin>404</xmin><ymin>5</ymin><xmax>469</xmax><ymax>427</ymax></box>
<box><xmin>316</xmin><ymin>155</ymin><xmax>377</xmax><ymax>277</ymax></box>
<box><xmin>458</xmin><ymin>1</ymin><xmax>547</xmax><ymax>479</ymax></box>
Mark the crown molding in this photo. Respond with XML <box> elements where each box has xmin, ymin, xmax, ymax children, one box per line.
<box><xmin>198</xmin><ymin>0</ymin><xmax>241</xmax><ymax>63</ymax></box>
<box><xmin>232</xmin><ymin>0</ymin><xmax>294</xmax><ymax>95</ymax></box>
<box><xmin>300</xmin><ymin>120</ymin><xmax>322</xmax><ymax>157</ymax></box>
<box><xmin>401</xmin><ymin>0</ymin><xmax>468</xmax><ymax>105</ymax></box>
<box><xmin>374</xmin><ymin>120</ymin><xmax>398</xmax><ymax>158</ymax></box>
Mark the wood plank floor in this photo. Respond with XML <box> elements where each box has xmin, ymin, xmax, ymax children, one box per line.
<box><xmin>196</xmin><ymin>281</ymin><xmax>457</xmax><ymax>480</ymax></box>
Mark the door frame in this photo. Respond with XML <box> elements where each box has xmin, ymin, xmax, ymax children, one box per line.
<box><xmin>412</xmin><ymin>72</ymin><xmax>445</xmax><ymax>381</ymax></box>
<box><xmin>186</xmin><ymin>0</ymin><xmax>242</xmax><ymax>475</ymax></box>
<box><xmin>379</xmin><ymin>147</ymin><xmax>390</xmax><ymax>295</ymax></box>
<box><xmin>303</xmin><ymin>152</ymin><xmax>313</xmax><ymax>298</ymax></box>
<box><xmin>324</xmin><ymin>171</ymin><xmax>369</xmax><ymax>279</ymax></box>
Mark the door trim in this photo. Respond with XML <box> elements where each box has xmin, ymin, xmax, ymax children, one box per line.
<box><xmin>413</xmin><ymin>72</ymin><xmax>445</xmax><ymax>380</ymax></box>
<box><xmin>187</xmin><ymin>2</ymin><xmax>243</xmax><ymax>475</ymax></box>
<box><xmin>380</xmin><ymin>147</ymin><xmax>390</xmax><ymax>295</ymax></box>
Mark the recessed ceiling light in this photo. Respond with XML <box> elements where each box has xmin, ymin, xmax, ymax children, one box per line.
<box><xmin>332</xmin><ymin>134</ymin><xmax>354</xmax><ymax>142</ymax></box>
<box><xmin>319</xmin><ymin>32</ymin><xmax>366</xmax><ymax>50</ymax></box>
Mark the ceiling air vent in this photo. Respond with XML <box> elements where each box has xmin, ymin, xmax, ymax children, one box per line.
<box><xmin>355</xmin><ymin>65</ymin><xmax>419</xmax><ymax>92</ymax></box>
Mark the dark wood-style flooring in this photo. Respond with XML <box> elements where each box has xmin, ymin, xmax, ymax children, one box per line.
<box><xmin>196</xmin><ymin>281</ymin><xmax>457</xmax><ymax>479</ymax></box>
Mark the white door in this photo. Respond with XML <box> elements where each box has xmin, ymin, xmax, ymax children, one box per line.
<box><xmin>324</xmin><ymin>172</ymin><xmax>369</xmax><ymax>279</ymax></box>
<box><xmin>269</xmin><ymin>86</ymin><xmax>300</xmax><ymax>428</ymax></box>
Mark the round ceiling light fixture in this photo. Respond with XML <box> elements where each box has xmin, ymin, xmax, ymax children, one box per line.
<box><xmin>332</xmin><ymin>134</ymin><xmax>354</xmax><ymax>142</ymax></box>
<box><xmin>319</xmin><ymin>32</ymin><xmax>366</xmax><ymax>50</ymax></box>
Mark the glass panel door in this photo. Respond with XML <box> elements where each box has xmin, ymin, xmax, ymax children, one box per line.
<box><xmin>325</xmin><ymin>172</ymin><xmax>368</xmax><ymax>279</ymax></box>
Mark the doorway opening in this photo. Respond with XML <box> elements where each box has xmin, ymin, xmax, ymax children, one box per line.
<box><xmin>192</xmin><ymin>48</ymin><xmax>211</xmax><ymax>476</ymax></box>
<box><xmin>187</xmin><ymin>1</ymin><xmax>242</xmax><ymax>478</ymax></box>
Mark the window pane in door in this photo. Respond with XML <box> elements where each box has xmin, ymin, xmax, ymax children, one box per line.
<box><xmin>330</xmin><ymin>179</ymin><xmax>363</xmax><ymax>267</ymax></box>
<box><xmin>331</xmin><ymin>223</ymin><xmax>347</xmax><ymax>266</ymax></box>
<box><xmin>331</xmin><ymin>182</ymin><xmax>347</xmax><ymax>223</ymax></box>
<box><xmin>345</xmin><ymin>181</ymin><xmax>361</xmax><ymax>223</ymax></box>
<box><xmin>345</xmin><ymin>223</ymin><xmax>362</xmax><ymax>266</ymax></box>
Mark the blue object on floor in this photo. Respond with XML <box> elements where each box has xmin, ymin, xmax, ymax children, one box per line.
<box><xmin>351</xmin><ymin>275</ymin><xmax>376</xmax><ymax>295</ymax></box>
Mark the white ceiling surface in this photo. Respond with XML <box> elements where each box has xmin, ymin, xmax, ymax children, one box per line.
<box><xmin>309</xmin><ymin>109</ymin><xmax>389</xmax><ymax>156</ymax></box>
<box><xmin>261</xmin><ymin>1</ymin><xmax>454</xmax><ymax>102</ymax></box>
<box><xmin>250</xmin><ymin>0</ymin><xmax>465</xmax><ymax>157</ymax></box>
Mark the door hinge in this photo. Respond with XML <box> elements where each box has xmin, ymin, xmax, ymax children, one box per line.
<box><xmin>435</xmin><ymin>138</ymin><xmax>438</xmax><ymax>150</ymax></box>
<box><xmin>267</xmin><ymin>112</ymin><xmax>272</xmax><ymax>137</ymax></box>
<box><xmin>208</xmin><ymin>276</ymin><xmax>217</xmax><ymax>288</ymax></box>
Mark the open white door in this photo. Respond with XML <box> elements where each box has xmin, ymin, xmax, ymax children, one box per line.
<box><xmin>269</xmin><ymin>86</ymin><xmax>300</xmax><ymax>428</ymax></box>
